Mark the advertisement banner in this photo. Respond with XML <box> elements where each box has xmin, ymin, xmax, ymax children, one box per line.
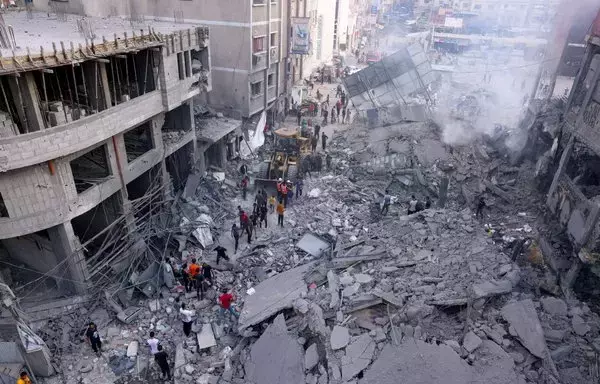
<box><xmin>291</xmin><ymin>17</ymin><xmax>310</xmax><ymax>55</ymax></box>
<box><xmin>444</xmin><ymin>17</ymin><xmax>463</xmax><ymax>29</ymax></box>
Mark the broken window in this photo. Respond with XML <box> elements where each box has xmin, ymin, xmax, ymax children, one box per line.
<box><xmin>0</xmin><ymin>192</ymin><xmax>8</xmax><ymax>217</ymax></box>
<box><xmin>166</xmin><ymin>142</ymin><xmax>193</xmax><ymax>192</ymax></box>
<box><xmin>124</xmin><ymin>122</ymin><xmax>154</xmax><ymax>162</ymax></box>
<box><xmin>0</xmin><ymin>76</ymin><xmax>22</xmax><ymax>136</ymax></box>
<box><xmin>268</xmin><ymin>74</ymin><xmax>274</xmax><ymax>87</ymax></box>
<box><xmin>70</xmin><ymin>145</ymin><xmax>111</xmax><ymax>194</ymax></box>
<box><xmin>191</xmin><ymin>49</ymin><xmax>208</xmax><ymax>74</ymax></box>
<box><xmin>566</xmin><ymin>143</ymin><xmax>600</xmax><ymax>199</ymax></box>
<box><xmin>253</xmin><ymin>37</ymin><xmax>266</xmax><ymax>53</ymax></box>
<box><xmin>126</xmin><ymin>164</ymin><xmax>163</xmax><ymax>219</ymax></box>
<box><xmin>270</xmin><ymin>33</ymin><xmax>277</xmax><ymax>47</ymax></box>
<box><xmin>184</xmin><ymin>51</ymin><xmax>191</xmax><ymax>78</ymax></box>
<box><xmin>251</xmin><ymin>81</ymin><xmax>262</xmax><ymax>96</ymax></box>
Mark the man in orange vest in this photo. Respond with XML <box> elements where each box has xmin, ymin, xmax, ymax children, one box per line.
<box><xmin>280</xmin><ymin>181</ymin><xmax>288</xmax><ymax>208</ymax></box>
<box><xmin>276</xmin><ymin>178</ymin><xmax>283</xmax><ymax>200</ymax></box>
<box><xmin>188</xmin><ymin>258</ymin><xmax>202</xmax><ymax>299</ymax></box>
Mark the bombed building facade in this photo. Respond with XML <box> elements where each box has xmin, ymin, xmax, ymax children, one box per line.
<box><xmin>543</xmin><ymin>12</ymin><xmax>600</xmax><ymax>292</ymax></box>
<box><xmin>0</xmin><ymin>13</ymin><xmax>211</xmax><ymax>296</ymax></box>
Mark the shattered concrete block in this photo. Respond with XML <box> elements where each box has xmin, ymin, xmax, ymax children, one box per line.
<box><xmin>501</xmin><ymin>299</ymin><xmax>547</xmax><ymax>358</ymax></box>
<box><xmin>149</xmin><ymin>299</ymin><xmax>160</xmax><ymax>313</ymax></box>
<box><xmin>331</xmin><ymin>325</ymin><xmax>350</xmax><ymax>350</ymax></box>
<box><xmin>293</xmin><ymin>298</ymin><xmax>309</xmax><ymax>314</ymax></box>
<box><xmin>571</xmin><ymin>315</ymin><xmax>590</xmax><ymax>336</ymax></box>
<box><xmin>328</xmin><ymin>270</ymin><xmax>340</xmax><ymax>309</ymax></box>
<box><xmin>444</xmin><ymin>340</ymin><xmax>461</xmax><ymax>353</ymax></box>
<box><xmin>330</xmin><ymin>362</ymin><xmax>341</xmax><ymax>381</ymax></box>
<box><xmin>185</xmin><ymin>365</ymin><xmax>195</xmax><ymax>374</ymax></box>
<box><xmin>354</xmin><ymin>273</ymin><xmax>373</xmax><ymax>284</ymax></box>
<box><xmin>472</xmin><ymin>279</ymin><xmax>513</xmax><ymax>299</ymax></box>
<box><xmin>304</xmin><ymin>343</ymin><xmax>319</xmax><ymax>371</ymax></box>
<box><xmin>341</xmin><ymin>333</ymin><xmax>376</xmax><ymax>381</ymax></box>
<box><xmin>244</xmin><ymin>314</ymin><xmax>304</xmax><ymax>384</ymax></box>
<box><xmin>198</xmin><ymin>323</ymin><xmax>217</xmax><ymax>350</ymax></box>
<box><xmin>342</xmin><ymin>283</ymin><xmax>360</xmax><ymax>297</ymax></box>
<box><xmin>540</xmin><ymin>297</ymin><xmax>567</xmax><ymax>316</ymax></box>
<box><xmin>463</xmin><ymin>331</ymin><xmax>482</xmax><ymax>353</ymax></box>
<box><xmin>339</xmin><ymin>274</ymin><xmax>354</xmax><ymax>286</ymax></box>
<box><xmin>126</xmin><ymin>341</ymin><xmax>139</xmax><ymax>357</ymax></box>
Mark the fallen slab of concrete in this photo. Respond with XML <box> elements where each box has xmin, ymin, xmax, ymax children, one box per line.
<box><xmin>244</xmin><ymin>314</ymin><xmax>304</xmax><ymax>384</ymax></box>
<box><xmin>238</xmin><ymin>262</ymin><xmax>314</xmax><ymax>331</ymax></box>
<box><xmin>501</xmin><ymin>299</ymin><xmax>547</xmax><ymax>358</ymax></box>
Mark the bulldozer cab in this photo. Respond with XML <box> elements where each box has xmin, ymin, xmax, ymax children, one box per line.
<box><xmin>274</xmin><ymin>127</ymin><xmax>312</xmax><ymax>156</ymax></box>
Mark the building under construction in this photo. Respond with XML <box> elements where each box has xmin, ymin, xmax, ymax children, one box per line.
<box><xmin>0</xmin><ymin>11</ymin><xmax>211</xmax><ymax>299</ymax></box>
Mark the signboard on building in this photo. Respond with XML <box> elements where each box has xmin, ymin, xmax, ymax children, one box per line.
<box><xmin>444</xmin><ymin>17</ymin><xmax>463</xmax><ymax>29</ymax></box>
<box><xmin>291</xmin><ymin>17</ymin><xmax>311</xmax><ymax>55</ymax></box>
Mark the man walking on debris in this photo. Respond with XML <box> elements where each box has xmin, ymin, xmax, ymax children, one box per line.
<box><xmin>321</xmin><ymin>132</ymin><xmax>328</xmax><ymax>151</ymax></box>
<box><xmin>311</xmin><ymin>135</ymin><xmax>318</xmax><ymax>152</ymax></box>
<box><xmin>336</xmin><ymin>100</ymin><xmax>341</xmax><ymax>119</ymax></box>
<box><xmin>476</xmin><ymin>196</ymin><xmax>486</xmax><ymax>218</ymax></box>
<box><xmin>231</xmin><ymin>224</ymin><xmax>240</xmax><ymax>253</ymax></box>
<box><xmin>180</xmin><ymin>263</ymin><xmax>191</xmax><ymax>292</ymax></box>
<box><xmin>86</xmin><ymin>322</ymin><xmax>102</xmax><ymax>356</ymax></box>
<box><xmin>408</xmin><ymin>195</ymin><xmax>418</xmax><ymax>215</ymax></box>
<box><xmin>179</xmin><ymin>303</ymin><xmax>195</xmax><ymax>337</ymax></box>
<box><xmin>425</xmin><ymin>196</ymin><xmax>432</xmax><ymax>209</ymax></box>
<box><xmin>147</xmin><ymin>331</ymin><xmax>159</xmax><ymax>357</ymax></box>
<box><xmin>240</xmin><ymin>175</ymin><xmax>249</xmax><ymax>200</ymax></box>
<box><xmin>268</xmin><ymin>195</ymin><xmax>276</xmax><ymax>213</ymax></box>
<box><xmin>202</xmin><ymin>262</ymin><xmax>214</xmax><ymax>287</ymax></box>
<box><xmin>281</xmin><ymin>180</ymin><xmax>289</xmax><ymax>207</ymax></box>
<box><xmin>188</xmin><ymin>258</ymin><xmax>202</xmax><ymax>299</ymax></box>
<box><xmin>314</xmin><ymin>124</ymin><xmax>321</xmax><ymax>138</ymax></box>
<box><xmin>326</xmin><ymin>153</ymin><xmax>332</xmax><ymax>170</ymax></box>
<box><xmin>295</xmin><ymin>178</ymin><xmax>303</xmax><ymax>198</ymax></box>
<box><xmin>259</xmin><ymin>202</ymin><xmax>268</xmax><ymax>228</ymax></box>
<box><xmin>214</xmin><ymin>245</ymin><xmax>230</xmax><ymax>265</ymax></box>
<box><xmin>17</xmin><ymin>372</ymin><xmax>31</xmax><ymax>384</ymax></box>
<box><xmin>330</xmin><ymin>106</ymin><xmax>336</xmax><ymax>123</ymax></box>
<box><xmin>277</xmin><ymin>200</ymin><xmax>285</xmax><ymax>227</ymax></box>
<box><xmin>342</xmin><ymin>107</ymin><xmax>347</xmax><ymax>124</ymax></box>
<box><xmin>381</xmin><ymin>190</ymin><xmax>391</xmax><ymax>215</ymax></box>
<box><xmin>154</xmin><ymin>345</ymin><xmax>171</xmax><ymax>380</ymax></box>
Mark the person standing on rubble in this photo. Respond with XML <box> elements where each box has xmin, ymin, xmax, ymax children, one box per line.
<box><xmin>314</xmin><ymin>124</ymin><xmax>321</xmax><ymax>138</ymax></box>
<box><xmin>179</xmin><ymin>303</ymin><xmax>195</xmax><ymax>337</ymax></box>
<box><xmin>321</xmin><ymin>132</ymin><xmax>328</xmax><ymax>151</ymax></box>
<box><xmin>277</xmin><ymin>200</ymin><xmax>285</xmax><ymax>227</ymax></box>
<box><xmin>330</xmin><ymin>106</ymin><xmax>336</xmax><ymax>123</ymax></box>
<box><xmin>17</xmin><ymin>372</ymin><xmax>31</xmax><ymax>384</ymax></box>
<box><xmin>214</xmin><ymin>245</ymin><xmax>230</xmax><ymax>265</ymax></box>
<box><xmin>240</xmin><ymin>175</ymin><xmax>249</xmax><ymax>200</ymax></box>
<box><xmin>218</xmin><ymin>287</ymin><xmax>239</xmax><ymax>322</ymax></box>
<box><xmin>381</xmin><ymin>190</ymin><xmax>392</xmax><ymax>215</ymax></box>
<box><xmin>268</xmin><ymin>195</ymin><xmax>276</xmax><ymax>213</ymax></box>
<box><xmin>336</xmin><ymin>84</ymin><xmax>342</xmax><ymax>97</ymax></box>
<box><xmin>311</xmin><ymin>134</ymin><xmax>318</xmax><ymax>152</ymax></box>
<box><xmin>281</xmin><ymin>181</ymin><xmax>289</xmax><ymax>208</ymax></box>
<box><xmin>180</xmin><ymin>263</ymin><xmax>191</xmax><ymax>292</ymax></box>
<box><xmin>408</xmin><ymin>195</ymin><xmax>418</xmax><ymax>215</ymax></box>
<box><xmin>342</xmin><ymin>107</ymin><xmax>347</xmax><ymax>124</ymax></box>
<box><xmin>154</xmin><ymin>345</ymin><xmax>171</xmax><ymax>380</ymax></box>
<box><xmin>231</xmin><ymin>224</ymin><xmax>240</xmax><ymax>253</ymax></box>
<box><xmin>85</xmin><ymin>322</ymin><xmax>102</xmax><ymax>356</ymax></box>
<box><xmin>297</xmin><ymin>109</ymin><xmax>302</xmax><ymax>126</ymax></box>
<box><xmin>476</xmin><ymin>196</ymin><xmax>486</xmax><ymax>219</ymax></box>
<box><xmin>425</xmin><ymin>196</ymin><xmax>432</xmax><ymax>209</ymax></box>
<box><xmin>259</xmin><ymin>202</ymin><xmax>268</xmax><ymax>228</ymax></box>
<box><xmin>295</xmin><ymin>178</ymin><xmax>303</xmax><ymax>198</ymax></box>
<box><xmin>147</xmin><ymin>331</ymin><xmax>160</xmax><ymax>357</ymax></box>
<box><xmin>202</xmin><ymin>262</ymin><xmax>214</xmax><ymax>287</ymax></box>
<box><xmin>323</xmin><ymin>108</ymin><xmax>329</xmax><ymax>125</ymax></box>
<box><xmin>336</xmin><ymin>100</ymin><xmax>341</xmax><ymax>119</ymax></box>
<box><xmin>240</xmin><ymin>210</ymin><xmax>251</xmax><ymax>243</ymax></box>
<box><xmin>326</xmin><ymin>153</ymin><xmax>332</xmax><ymax>170</ymax></box>
<box><xmin>276</xmin><ymin>178</ymin><xmax>283</xmax><ymax>200</ymax></box>
<box><xmin>188</xmin><ymin>258</ymin><xmax>202</xmax><ymax>299</ymax></box>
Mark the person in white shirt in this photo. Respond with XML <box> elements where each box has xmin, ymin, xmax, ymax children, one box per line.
<box><xmin>179</xmin><ymin>303</ymin><xmax>195</xmax><ymax>337</ymax></box>
<box><xmin>147</xmin><ymin>331</ymin><xmax>160</xmax><ymax>356</ymax></box>
<box><xmin>408</xmin><ymin>195</ymin><xmax>418</xmax><ymax>215</ymax></box>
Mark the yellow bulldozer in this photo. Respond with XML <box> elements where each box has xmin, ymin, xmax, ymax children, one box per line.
<box><xmin>255</xmin><ymin>127</ymin><xmax>312</xmax><ymax>187</ymax></box>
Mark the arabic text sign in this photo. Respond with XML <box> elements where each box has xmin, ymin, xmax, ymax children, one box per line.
<box><xmin>291</xmin><ymin>17</ymin><xmax>310</xmax><ymax>55</ymax></box>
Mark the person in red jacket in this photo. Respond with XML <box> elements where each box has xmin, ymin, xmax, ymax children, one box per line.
<box><xmin>218</xmin><ymin>287</ymin><xmax>239</xmax><ymax>322</ymax></box>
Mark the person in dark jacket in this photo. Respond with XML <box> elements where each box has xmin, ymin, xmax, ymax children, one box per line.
<box><xmin>154</xmin><ymin>345</ymin><xmax>171</xmax><ymax>380</ymax></box>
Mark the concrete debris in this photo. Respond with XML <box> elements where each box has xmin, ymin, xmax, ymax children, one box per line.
<box><xmin>571</xmin><ymin>315</ymin><xmax>590</xmax><ymax>336</ymax></box>
<box><xmin>296</xmin><ymin>233</ymin><xmax>331</xmax><ymax>257</ymax></box>
<box><xmin>472</xmin><ymin>279</ymin><xmax>513</xmax><ymax>299</ymax></box>
<box><xmin>197</xmin><ymin>323</ymin><xmax>217</xmax><ymax>350</ymax></box>
<box><xmin>330</xmin><ymin>325</ymin><xmax>350</xmax><ymax>350</ymax></box>
<box><xmin>341</xmin><ymin>333</ymin><xmax>376</xmax><ymax>381</ymax></box>
<box><xmin>304</xmin><ymin>343</ymin><xmax>319</xmax><ymax>371</ymax></box>
<box><xmin>501</xmin><ymin>300</ymin><xmax>547</xmax><ymax>358</ymax></box>
<box><xmin>238</xmin><ymin>262</ymin><xmax>314</xmax><ymax>330</ymax></box>
<box><xmin>540</xmin><ymin>296</ymin><xmax>568</xmax><ymax>316</ymax></box>
<box><xmin>244</xmin><ymin>314</ymin><xmax>304</xmax><ymax>384</ymax></box>
<box><xmin>126</xmin><ymin>341</ymin><xmax>138</xmax><ymax>357</ymax></box>
<box><xmin>463</xmin><ymin>331</ymin><xmax>482</xmax><ymax>353</ymax></box>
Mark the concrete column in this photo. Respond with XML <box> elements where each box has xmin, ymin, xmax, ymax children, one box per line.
<box><xmin>108</xmin><ymin>134</ymin><xmax>137</xmax><ymax>233</ymax></box>
<box><xmin>84</xmin><ymin>62</ymin><xmax>112</xmax><ymax>112</ymax></box>
<box><xmin>48</xmin><ymin>222</ymin><xmax>89</xmax><ymax>295</ymax></box>
<box><xmin>194</xmin><ymin>142</ymin><xmax>207</xmax><ymax>175</ymax></box>
<box><xmin>546</xmin><ymin>136</ymin><xmax>574</xmax><ymax>208</ymax></box>
<box><xmin>7</xmin><ymin>73</ymin><xmax>45</xmax><ymax>132</ymax></box>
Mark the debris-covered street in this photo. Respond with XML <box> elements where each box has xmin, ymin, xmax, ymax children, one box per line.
<box><xmin>2</xmin><ymin>2</ymin><xmax>600</xmax><ymax>384</ymax></box>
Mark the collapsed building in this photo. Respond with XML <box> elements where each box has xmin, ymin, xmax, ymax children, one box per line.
<box><xmin>0</xmin><ymin>12</ymin><xmax>211</xmax><ymax>301</ymax></box>
<box><xmin>541</xmin><ymin>14</ymin><xmax>600</xmax><ymax>293</ymax></box>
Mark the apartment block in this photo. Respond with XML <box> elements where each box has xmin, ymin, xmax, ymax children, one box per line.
<box><xmin>544</xmin><ymin>11</ymin><xmax>600</xmax><ymax>290</ymax></box>
<box><xmin>0</xmin><ymin>10</ymin><xmax>211</xmax><ymax>295</ymax></box>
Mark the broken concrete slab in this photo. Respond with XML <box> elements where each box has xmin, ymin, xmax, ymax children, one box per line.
<box><xmin>501</xmin><ymin>299</ymin><xmax>547</xmax><ymax>358</ymax></box>
<box><xmin>126</xmin><ymin>341</ymin><xmax>138</xmax><ymax>357</ymax></box>
<box><xmin>354</xmin><ymin>273</ymin><xmax>373</xmax><ymax>284</ymax></box>
<box><xmin>341</xmin><ymin>333</ymin><xmax>376</xmax><ymax>381</ymax></box>
<box><xmin>571</xmin><ymin>315</ymin><xmax>590</xmax><ymax>336</ymax></box>
<box><xmin>541</xmin><ymin>296</ymin><xmax>568</xmax><ymax>316</ymax></box>
<box><xmin>304</xmin><ymin>343</ymin><xmax>319</xmax><ymax>371</ymax></box>
<box><xmin>330</xmin><ymin>326</ymin><xmax>350</xmax><ymax>350</ymax></box>
<box><xmin>244</xmin><ymin>314</ymin><xmax>304</xmax><ymax>384</ymax></box>
<box><xmin>472</xmin><ymin>279</ymin><xmax>513</xmax><ymax>299</ymax></box>
<box><xmin>327</xmin><ymin>270</ymin><xmax>340</xmax><ymax>309</ymax></box>
<box><xmin>238</xmin><ymin>262</ymin><xmax>314</xmax><ymax>331</ymax></box>
<box><xmin>463</xmin><ymin>331</ymin><xmax>482</xmax><ymax>353</ymax></box>
<box><xmin>361</xmin><ymin>340</ymin><xmax>526</xmax><ymax>384</ymax></box>
<box><xmin>372</xmin><ymin>290</ymin><xmax>403</xmax><ymax>307</ymax></box>
<box><xmin>296</xmin><ymin>233</ymin><xmax>330</xmax><ymax>257</ymax></box>
<box><xmin>197</xmin><ymin>323</ymin><xmax>217</xmax><ymax>350</ymax></box>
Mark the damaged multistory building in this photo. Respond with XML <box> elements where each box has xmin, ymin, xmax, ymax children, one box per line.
<box><xmin>0</xmin><ymin>11</ymin><xmax>212</xmax><ymax>302</ymax></box>
<box><xmin>542</xmin><ymin>11</ymin><xmax>600</xmax><ymax>292</ymax></box>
